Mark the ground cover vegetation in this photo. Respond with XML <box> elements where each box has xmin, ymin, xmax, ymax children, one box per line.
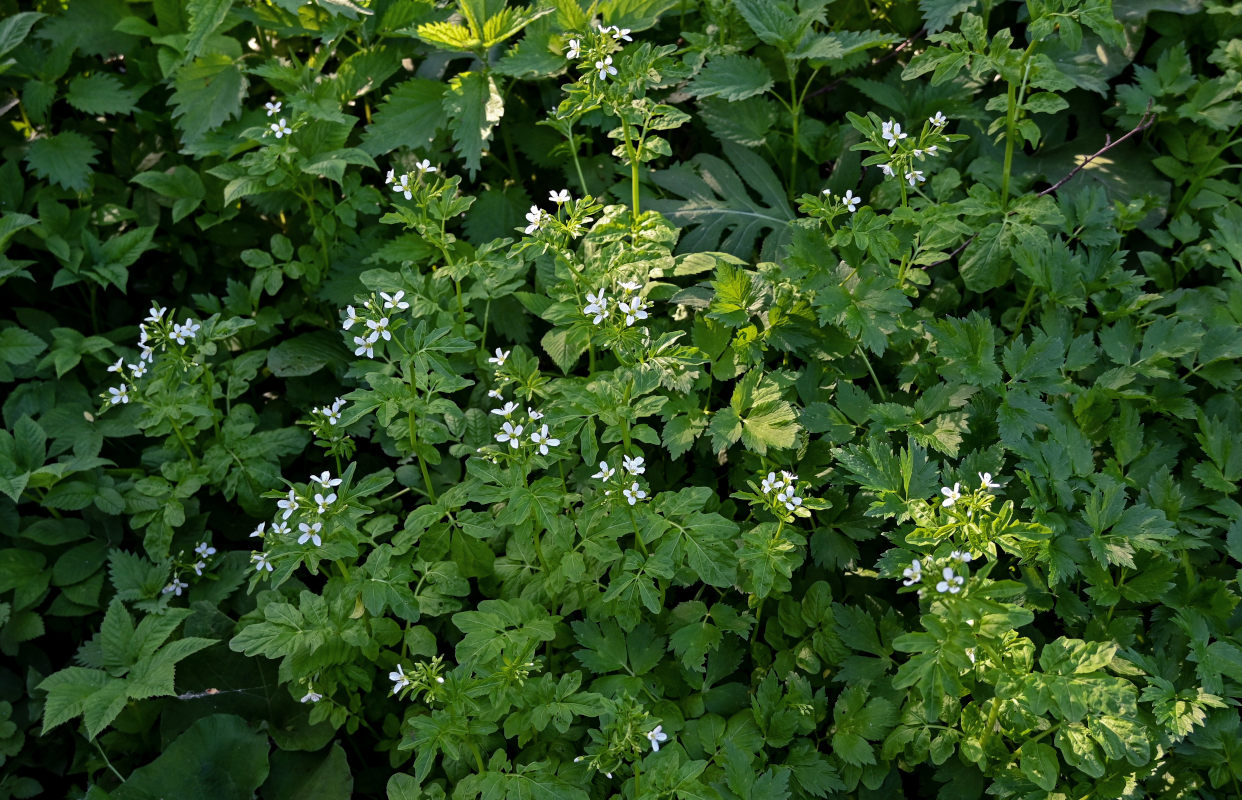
<box><xmin>1</xmin><ymin>0</ymin><xmax>1241</xmax><ymax>797</ymax></box>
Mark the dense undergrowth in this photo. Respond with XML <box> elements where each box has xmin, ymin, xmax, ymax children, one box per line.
<box><xmin>2</xmin><ymin>0</ymin><xmax>1242</xmax><ymax>798</ymax></box>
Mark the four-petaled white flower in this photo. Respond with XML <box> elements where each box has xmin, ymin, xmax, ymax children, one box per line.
<box><xmin>777</xmin><ymin>487</ymin><xmax>803</xmax><ymax>512</ymax></box>
<box><xmin>527</xmin><ymin>407</ymin><xmax>544</xmax><ymax>421</ymax></box>
<box><xmin>761</xmin><ymin>471</ymin><xmax>784</xmax><ymax>494</ymax></box>
<box><xmin>367</xmin><ymin>317</ymin><xmax>392</xmax><ymax>341</ymax></box>
<box><xmin>298</xmin><ymin>521</ymin><xmax>323</xmax><ymax>547</ymax></box>
<box><xmin>385</xmin><ymin>168</ymin><xmax>396</xmax><ymax>185</ymax></box>
<box><xmin>271</xmin><ymin>117</ymin><xmax>293</xmax><ymax>138</ymax></box>
<box><xmin>979</xmin><ymin>472</ymin><xmax>1000</xmax><ymax>489</ymax></box>
<box><xmin>902</xmin><ymin>559</ymin><xmax>922</xmax><ymax>586</ymax></box>
<box><xmin>592</xmin><ymin>461</ymin><xmax>615</xmax><ymax>481</ymax></box>
<box><xmin>300</xmin><ymin>689</ymin><xmax>323</xmax><ymax>703</ymax></box>
<box><xmin>524</xmin><ymin>205</ymin><xmax>546</xmax><ymax>235</ymax></box>
<box><xmin>108</xmin><ymin>384</ymin><xmax>130</xmax><ymax>405</ymax></box>
<box><xmin>390</xmin><ymin>664</ymin><xmax>411</xmax><ymax>695</ymax></box>
<box><xmin>618</xmin><ymin>280</ymin><xmax>641</xmax><ymax>292</ymax></box>
<box><xmin>583</xmin><ymin>289</ymin><xmax>609</xmax><ymax>324</ymax></box>
<box><xmin>252</xmin><ymin>552</ymin><xmax>274</xmax><ymax>573</ymax></box>
<box><xmin>529</xmin><ymin>424</ymin><xmax>560</xmax><ymax>455</ymax></box>
<box><xmin>496</xmin><ymin>421</ymin><xmax>523</xmax><ymax>448</ymax></box>
<box><xmin>930</xmin><ymin>111</ymin><xmax>948</xmax><ymax>127</ymax></box>
<box><xmin>906</xmin><ymin>170</ymin><xmax>925</xmax><ymax>186</ymax></box>
<box><xmin>250</xmin><ymin>522</ymin><xmax>266</xmax><ymax>538</ymax></box>
<box><xmin>381</xmin><ymin>291</ymin><xmax>409</xmax><ymax>311</ymax></box>
<box><xmin>353</xmin><ymin>335</ymin><xmax>376</xmax><ymax>358</ymax></box>
<box><xmin>611</xmin><ymin>27</ymin><xmax>633</xmax><ymax>41</ymax></box>
<box><xmin>647</xmin><ymin>725</ymin><xmax>669</xmax><ymax>752</ymax></box>
<box><xmin>950</xmin><ymin>550</ymin><xmax>974</xmax><ymax>563</ymax></box>
<box><xmin>595</xmin><ymin>56</ymin><xmax>617</xmax><ymax>80</ymax></box>
<box><xmin>162</xmin><ymin>577</ymin><xmax>188</xmax><ymax>596</ymax></box>
<box><xmin>488</xmin><ymin>348</ymin><xmax>510</xmax><ymax>366</ymax></box>
<box><xmin>487</xmin><ymin>389</ymin><xmax>502</xmax><ymax>400</ymax></box>
<box><xmin>129</xmin><ymin>361</ymin><xmax>147</xmax><ymax>378</ymax></box>
<box><xmin>271</xmin><ymin>521</ymin><xmax>290</xmax><ymax>536</ymax></box>
<box><xmin>566</xmin><ymin>38</ymin><xmax>581</xmax><ymax>59</ymax></box>
<box><xmin>881</xmin><ymin>120</ymin><xmax>907</xmax><ymax>147</ymax></box>
<box><xmin>415</xmin><ymin>159</ymin><xmax>437</xmax><ymax>174</ymax></box>
<box><xmin>278</xmin><ymin>489</ymin><xmax>299</xmax><ymax>519</ymax></box>
<box><xmin>146</xmin><ymin>304</ymin><xmax>167</xmax><ymax>322</ymax></box>
<box><xmin>394</xmin><ymin>173</ymin><xmax>413</xmax><ymax>200</ymax></box>
<box><xmin>936</xmin><ymin>566</ymin><xmax>965</xmax><ymax>594</ymax></box>
<box><xmin>312</xmin><ymin>471</ymin><xmax>342</xmax><ymax>489</ymax></box>
<box><xmin>623</xmin><ymin>455</ymin><xmax>645</xmax><ymax>476</ymax></box>
<box><xmin>549</xmin><ymin>189</ymin><xmax>571</xmax><ymax>204</ymax></box>
<box><xmin>623</xmin><ymin>482</ymin><xmax>646</xmax><ymax>505</ymax></box>
<box><xmin>195</xmin><ymin>541</ymin><xmax>217</xmax><ymax>558</ymax></box>
<box><xmin>171</xmin><ymin>318</ymin><xmax>200</xmax><ymax>345</ymax></box>
<box><xmin>492</xmin><ymin>401</ymin><xmax>519</xmax><ymax>417</ymax></box>
<box><xmin>192</xmin><ymin>560</ymin><xmax>207</xmax><ymax>576</ymax></box>
<box><xmin>108</xmin><ymin>357</ymin><xmax>124</xmax><ymax>373</ymax></box>
<box><xmin>618</xmin><ymin>298</ymin><xmax>648</xmax><ymax>326</ymax></box>
<box><xmin>940</xmin><ymin>483</ymin><xmax>961</xmax><ymax>507</ymax></box>
<box><xmin>265</xmin><ymin>100</ymin><xmax>282</xmax><ymax>117</ymax></box>
<box><xmin>842</xmin><ymin>190</ymin><xmax>860</xmax><ymax>212</ymax></box>
<box><xmin>879</xmin><ymin>163</ymin><xmax>895</xmax><ymax>177</ymax></box>
<box><xmin>343</xmin><ymin>305</ymin><xmax>362</xmax><ymax>330</ymax></box>
<box><xmin>314</xmin><ymin>492</ymin><xmax>337</xmax><ymax>514</ymax></box>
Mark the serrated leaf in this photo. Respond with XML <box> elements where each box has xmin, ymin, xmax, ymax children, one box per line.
<box><xmin>24</xmin><ymin>132</ymin><xmax>98</xmax><ymax>192</ymax></box>
<box><xmin>0</xmin><ymin>327</ymin><xmax>46</xmax><ymax>365</ymax></box>
<box><xmin>688</xmin><ymin>55</ymin><xmax>774</xmax><ymax>101</ymax></box>
<box><xmin>186</xmin><ymin>0</ymin><xmax>234</xmax><ymax>60</ymax></box>
<box><xmin>0</xmin><ymin>12</ymin><xmax>44</xmax><ymax>59</ymax></box>
<box><xmin>37</xmin><ymin>667</ymin><xmax>112</xmax><ymax>734</ymax></box>
<box><xmin>443</xmin><ymin>71</ymin><xmax>504</xmax><ymax>179</ymax></box>
<box><xmin>65</xmin><ymin>73</ymin><xmax>142</xmax><ymax>115</ymax></box>
<box><xmin>362</xmin><ymin>78</ymin><xmax>445</xmax><ymax>156</ymax></box>
<box><xmin>170</xmin><ymin>54</ymin><xmax>247</xmax><ymax>148</ymax></box>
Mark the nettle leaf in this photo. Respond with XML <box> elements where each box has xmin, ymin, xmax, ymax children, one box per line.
<box><xmin>65</xmin><ymin>73</ymin><xmax>142</xmax><ymax>115</ymax></box>
<box><xmin>707</xmin><ymin>370</ymin><xmax>800</xmax><ymax>455</ymax></box>
<box><xmin>170</xmin><ymin>53</ymin><xmax>247</xmax><ymax>148</ymax></box>
<box><xmin>648</xmin><ymin>140</ymin><xmax>796</xmax><ymax>260</ymax></box>
<box><xmin>930</xmin><ymin>311</ymin><xmax>1003</xmax><ymax>387</ymax></box>
<box><xmin>443</xmin><ymin>71</ymin><xmax>504</xmax><ymax>179</ymax></box>
<box><xmin>361</xmin><ymin>78</ymin><xmax>446</xmax><ymax>156</ymax></box>
<box><xmin>688</xmin><ymin>55</ymin><xmax>774</xmax><ymax>101</ymax></box>
<box><xmin>23</xmin><ymin>131</ymin><xmax>98</xmax><ymax>192</ymax></box>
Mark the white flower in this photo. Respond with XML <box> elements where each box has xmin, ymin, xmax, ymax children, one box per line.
<box><xmin>549</xmin><ymin>189</ymin><xmax>571</xmax><ymax>204</ymax></box>
<box><xmin>250</xmin><ymin>522</ymin><xmax>266</xmax><ymax>539</ymax></box>
<box><xmin>906</xmin><ymin>170</ymin><xmax>925</xmax><ymax>186</ymax></box>
<box><xmin>583</xmin><ymin>289</ymin><xmax>609</xmax><ymax>324</ymax></box>
<box><xmin>566</xmin><ymin>38</ymin><xmax>580</xmax><ymax>59</ymax></box>
<box><xmin>622</xmin><ymin>455</ymin><xmax>645</xmax><ymax>476</ymax></box>
<box><xmin>415</xmin><ymin>159</ymin><xmax>436</xmax><ymax>174</ymax></box>
<box><xmin>488</xmin><ymin>348</ymin><xmax>510</xmax><ymax>366</ymax></box>
<box><xmin>926</xmin><ymin>145</ymin><xmax>938</xmax><ymax>155</ymax></box>
<box><xmin>298</xmin><ymin>521</ymin><xmax>323</xmax><ymax>547</ymax></box>
<box><xmin>264</xmin><ymin>100</ymin><xmax>282</xmax><ymax>117</ymax></box>
<box><xmin>940</xmin><ymin>483</ymin><xmax>961</xmax><ymax>507</ymax></box>
<box><xmin>618</xmin><ymin>280</ymin><xmax>641</xmax><ymax>292</ymax></box>
<box><xmin>107</xmin><ymin>357</ymin><xmax>124</xmax><ymax>373</ymax></box>
<box><xmin>527</xmin><ymin>407</ymin><xmax>544</xmax><ymax>421</ymax></box>
<box><xmin>342</xmin><ymin>305</ymin><xmax>362</xmax><ymax>330</ymax></box>
<box><xmin>170</xmin><ymin>318</ymin><xmax>200</xmax><ymax>345</ymax></box>
<box><xmin>821</xmin><ymin>188</ymin><xmax>831</xmax><ymax>197</ymax></box>
<box><xmin>783</xmin><ymin>492</ymin><xmax>803</xmax><ymax>512</ymax></box>
<box><xmin>879</xmin><ymin>163</ymin><xmax>895</xmax><ymax>177</ymax></box>
<box><xmin>492</xmin><ymin>401</ymin><xmax>519</xmax><ymax>417</ymax></box>
<box><xmin>162</xmin><ymin>577</ymin><xmax>188</xmax><ymax>596</ymax></box>
<box><xmin>761</xmin><ymin>472</ymin><xmax>783</xmax><ymax>494</ymax></box>
<box><xmin>979</xmin><ymin>472</ymin><xmax>1000</xmax><ymax>490</ymax></box>
<box><xmin>313</xmin><ymin>492</ymin><xmax>337</xmax><ymax>514</ymax></box>
<box><xmin>930</xmin><ymin>111</ymin><xmax>948</xmax><ymax>127</ymax></box>
<box><xmin>622</xmin><ymin>482</ymin><xmax>646</xmax><ymax>505</ymax></box>
<box><xmin>529</xmin><ymin>424</ymin><xmax>560</xmax><ymax>456</ymax></box>
<box><xmin>129</xmin><ymin>361</ymin><xmax>147</xmax><ymax>378</ymax></box>
<box><xmin>270</xmin><ymin>117</ymin><xmax>293</xmax><ymax>138</ymax></box>
<box><xmin>390</xmin><ymin>664</ymin><xmax>411</xmax><ymax>695</ymax></box>
<box><xmin>311</xmin><ymin>471</ymin><xmax>342</xmax><ymax>489</ymax></box>
<box><xmin>487</xmin><ymin>389</ymin><xmax>503</xmax><ymax>400</ymax></box>
<box><xmin>278</xmin><ymin>489</ymin><xmax>299</xmax><ymax>520</ymax></box>
<box><xmin>381</xmin><ymin>291</ymin><xmax>409</xmax><ymax>311</ymax></box>
<box><xmin>108</xmin><ymin>384</ymin><xmax>130</xmax><ymax>405</ymax></box>
<box><xmin>842</xmin><ymin>190</ymin><xmax>860</xmax><ymax>212</ymax></box>
<box><xmin>950</xmin><ymin>550</ymin><xmax>974</xmax><ymax>563</ymax></box>
<box><xmin>271</xmin><ymin>521</ymin><xmax>290</xmax><ymax>536</ymax></box>
<box><xmin>595</xmin><ymin>56</ymin><xmax>616</xmax><ymax>80</ymax></box>
<box><xmin>195</xmin><ymin>541</ymin><xmax>217</xmax><ymax>558</ymax></box>
<box><xmin>618</xmin><ymin>298</ymin><xmax>648</xmax><ymax>326</ymax></box>
<box><xmin>192</xmin><ymin>560</ymin><xmax>207</xmax><ymax>576</ymax></box>
<box><xmin>394</xmin><ymin>173</ymin><xmax>413</xmax><ymax>200</ymax></box>
<box><xmin>140</xmin><ymin>345</ymin><xmax>155</xmax><ymax>363</ymax></box>
<box><xmin>252</xmin><ymin>552</ymin><xmax>274</xmax><ymax>573</ymax></box>
<box><xmin>367</xmin><ymin>317</ymin><xmax>392</xmax><ymax>342</ymax></box>
<box><xmin>592</xmin><ymin>461</ymin><xmax>615</xmax><ymax>481</ymax></box>
<box><xmin>524</xmin><ymin>205</ymin><xmax>545</xmax><ymax>235</ymax></box>
<box><xmin>902</xmin><ymin>559</ymin><xmax>922</xmax><ymax>586</ymax></box>
<box><xmin>611</xmin><ymin>27</ymin><xmax>633</xmax><ymax>41</ymax></box>
<box><xmin>300</xmin><ymin>689</ymin><xmax>323</xmax><ymax>703</ymax></box>
<box><xmin>936</xmin><ymin>566</ymin><xmax>965</xmax><ymax>594</ymax></box>
<box><xmin>353</xmin><ymin>335</ymin><xmax>376</xmax><ymax>358</ymax></box>
<box><xmin>146</xmin><ymin>304</ymin><xmax>166</xmax><ymax>322</ymax></box>
<box><xmin>647</xmin><ymin>725</ymin><xmax>669</xmax><ymax>752</ymax></box>
<box><xmin>881</xmin><ymin>120</ymin><xmax>907</xmax><ymax>147</ymax></box>
<box><xmin>495</xmin><ymin>421</ymin><xmax>523</xmax><ymax>448</ymax></box>
<box><xmin>384</xmin><ymin>168</ymin><xmax>396</xmax><ymax>185</ymax></box>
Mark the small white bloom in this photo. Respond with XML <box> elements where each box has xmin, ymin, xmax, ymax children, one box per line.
<box><xmin>250</xmin><ymin>522</ymin><xmax>266</xmax><ymax>539</ymax></box>
<box><xmin>566</xmin><ymin>38</ymin><xmax>580</xmax><ymax>59</ymax></box>
<box><xmin>979</xmin><ymin>472</ymin><xmax>1001</xmax><ymax>490</ymax></box>
<box><xmin>162</xmin><ymin>577</ymin><xmax>188</xmax><ymax>596</ymax></box>
<box><xmin>128</xmin><ymin>361</ymin><xmax>147</xmax><ymax>378</ymax></box>
<box><xmin>529</xmin><ymin>424</ymin><xmax>559</xmax><ymax>456</ymax></box>
<box><xmin>298</xmin><ymin>521</ymin><xmax>323</xmax><ymax>547</ymax></box>
<box><xmin>495</xmin><ymin>421</ymin><xmax>523</xmax><ymax>448</ymax></box>
<box><xmin>271</xmin><ymin>117</ymin><xmax>293</xmax><ymax>138</ymax></box>
<box><xmin>381</xmin><ymin>291</ymin><xmax>409</xmax><ymax>311</ymax></box>
<box><xmin>313</xmin><ymin>492</ymin><xmax>337</xmax><ymax>514</ymax></box>
<box><xmin>278</xmin><ymin>489</ymin><xmax>299</xmax><ymax>520</ymax></box>
<box><xmin>618</xmin><ymin>280</ymin><xmax>641</xmax><ymax>292</ymax></box>
<box><xmin>192</xmin><ymin>560</ymin><xmax>207</xmax><ymax>576</ymax></box>
<box><xmin>300</xmin><ymin>689</ymin><xmax>323</xmax><ymax>703</ymax></box>
<box><xmin>622</xmin><ymin>455</ymin><xmax>645</xmax><ymax>476</ymax></box>
<box><xmin>264</xmin><ymin>100</ymin><xmax>282</xmax><ymax>117</ymax></box>
<box><xmin>906</xmin><ymin>170</ymin><xmax>925</xmax><ymax>186</ymax></box>
<box><xmin>311</xmin><ymin>471</ymin><xmax>342</xmax><ymax>489</ymax></box>
<box><xmin>366</xmin><ymin>317</ymin><xmax>392</xmax><ymax>342</ymax></box>
<box><xmin>784</xmin><ymin>492</ymin><xmax>803</xmax><ymax>512</ymax></box>
<box><xmin>881</xmin><ymin>120</ymin><xmax>907</xmax><ymax>147</ymax></box>
<box><xmin>353</xmin><ymin>335</ymin><xmax>376</xmax><ymax>359</ymax></box>
<box><xmin>342</xmin><ymin>305</ymin><xmax>362</xmax><ymax>330</ymax></box>
<box><xmin>821</xmin><ymin>188</ymin><xmax>831</xmax><ymax>197</ymax></box>
<box><xmin>415</xmin><ymin>159</ymin><xmax>436</xmax><ymax>174</ymax></box>
<box><xmin>488</xmin><ymin>348</ymin><xmax>510</xmax><ymax>366</ymax></box>
<box><xmin>842</xmin><ymin>190</ymin><xmax>860</xmax><ymax>212</ymax></box>
<box><xmin>936</xmin><ymin>566</ymin><xmax>965</xmax><ymax>594</ymax></box>
<box><xmin>761</xmin><ymin>471</ymin><xmax>782</xmax><ymax>494</ymax></box>
<box><xmin>930</xmin><ymin>111</ymin><xmax>948</xmax><ymax>127</ymax></box>
<box><xmin>618</xmin><ymin>298</ymin><xmax>648</xmax><ymax>326</ymax></box>
<box><xmin>940</xmin><ymin>483</ymin><xmax>962</xmax><ymax>508</ymax></box>
<box><xmin>492</xmin><ymin>401</ymin><xmax>519</xmax><ymax>417</ymax></box>
<box><xmin>146</xmin><ymin>304</ymin><xmax>166</xmax><ymax>323</ymax></box>
<box><xmin>926</xmin><ymin>145</ymin><xmax>938</xmax><ymax>155</ymax></box>
<box><xmin>394</xmin><ymin>173</ymin><xmax>413</xmax><ymax>201</ymax></box>
<box><xmin>527</xmin><ymin>407</ymin><xmax>544</xmax><ymax>421</ymax></box>
<box><xmin>595</xmin><ymin>56</ymin><xmax>617</xmax><ymax>80</ymax></box>
<box><xmin>902</xmin><ymin>559</ymin><xmax>922</xmax><ymax>586</ymax></box>
<box><xmin>107</xmin><ymin>357</ymin><xmax>124</xmax><ymax>373</ymax></box>
<box><xmin>524</xmin><ymin>205</ymin><xmax>545</xmax><ymax>235</ymax></box>
<box><xmin>549</xmin><ymin>189</ymin><xmax>571</xmax><ymax>204</ymax></box>
<box><xmin>611</xmin><ymin>27</ymin><xmax>633</xmax><ymax>41</ymax></box>
<box><xmin>108</xmin><ymin>384</ymin><xmax>130</xmax><ymax>405</ymax></box>
<box><xmin>592</xmin><ymin>461</ymin><xmax>615</xmax><ymax>481</ymax></box>
<box><xmin>583</xmin><ymin>289</ymin><xmax>609</xmax><ymax>325</ymax></box>
<box><xmin>950</xmin><ymin>549</ymin><xmax>974</xmax><ymax>563</ymax></box>
<box><xmin>646</xmin><ymin>725</ymin><xmax>669</xmax><ymax>752</ymax></box>
<box><xmin>252</xmin><ymin>552</ymin><xmax>274</xmax><ymax>573</ymax></box>
<box><xmin>384</xmin><ymin>168</ymin><xmax>395</xmax><ymax>185</ymax></box>
<box><xmin>390</xmin><ymin>664</ymin><xmax>411</xmax><ymax>695</ymax></box>
<box><xmin>271</xmin><ymin>521</ymin><xmax>290</xmax><ymax>536</ymax></box>
<box><xmin>487</xmin><ymin>389</ymin><xmax>503</xmax><ymax>400</ymax></box>
<box><xmin>195</xmin><ymin>541</ymin><xmax>217</xmax><ymax>558</ymax></box>
<box><xmin>622</xmin><ymin>482</ymin><xmax>646</xmax><ymax>505</ymax></box>
<box><xmin>879</xmin><ymin>163</ymin><xmax>895</xmax><ymax>177</ymax></box>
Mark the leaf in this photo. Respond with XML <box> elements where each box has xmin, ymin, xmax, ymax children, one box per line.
<box><xmin>362</xmin><ymin>78</ymin><xmax>445</xmax><ymax>156</ymax></box>
<box><xmin>930</xmin><ymin>311</ymin><xmax>1003</xmax><ymax>387</ymax></box>
<box><xmin>707</xmin><ymin>370</ymin><xmax>800</xmax><ymax>455</ymax></box>
<box><xmin>186</xmin><ymin>0</ymin><xmax>234</xmax><ymax>60</ymax></box>
<box><xmin>1020</xmin><ymin>741</ymin><xmax>1059</xmax><ymax>791</ymax></box>
<box><xmin>267</xmin><ymin>331</ymin><xmax>351</xmax><ymax>377</ymax></box>
<box><xmin>919</xmin><ymin>0</ymin><xmax>973</xmax><ymax>33</ymax></box>
<box><xmin>264</xmin><ymin>743</ymin><xmax>353</xmax><ymax>800</ymax></box>
<box><xmin>65</xmin><ymin>74</ymin><xmax>142</xmax><ymax>115</ymax></box>
<box><xmin>170</xmin><ymin>54</ymin><xmax>247</xmax><ymax>148</ymax></box>
<box><xmin>0</xmin><ymin>327</ymin><xmax>46</xmax><ymax>365</ymax></box>
<box><xmin>733</xmin><ymin>0</ymin><xmax>811</xmax><ymax>51</ymax></box>
<box><xmin>688</xmin><ymin>55</ymin><xmax>774</xmax><ymax>101</ymax></box>
<box><xmin>38</xmin><ymin>666</ymin><xmax>112</xmax><ymax>734</ymax></box>
<box><xmin>648</xmin><ymin>140</ymin><xmax>796</xmax><ymax>260</ymax></box>
<box><xmin>0</xmin><ymin>12</ymin><xmax>44</xmax><ymax>59</ymax></box>
<box><xmin>443</xmin><ymin>71</ymin><xmax>504</xmax><ymax>179</ymax></box>
<box><xmin>110</xmin><ymin>714</ymin><xmax>269</xmax><ymax>800</ymax></box>
<box><xmin>24</xmin><ymin>132</ymin><xmax>98</xmax><ymax>192</ymax></box>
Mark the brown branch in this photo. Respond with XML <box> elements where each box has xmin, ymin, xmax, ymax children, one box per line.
<box><xmin>929</xmin><ymin>234</ymin><xmax>976</xmax><ymax>268</ymax></box>
<box><xmin>1036</xmin><ymin>101</ymin><xmax>1157</xmax><ymax>198</ymax></box>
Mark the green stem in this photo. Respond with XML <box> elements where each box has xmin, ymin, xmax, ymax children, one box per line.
<box><xmin>1000</xmin><ymin>45</ymin><xmax>1037</xmax><ymax>211</ymax></box>
<box><xmin>621</xmin><ymin>117</ymin><xmax>641</xmax><ymax>231</ymax></box>
<box><xmin>468</xmin><ymin>740</ymin><xmax>486</xmax><ymax>773</ymax></box>
<box><xmin>567</xmin><ymin>121</ymin><xmax>589</xmax><ymax>196</ymax></box>
<box><xmin>979</xmin><ymin>696</ymin><xmax>1004</xmax><ymax>754</ymax></box>
<box><xmin>629</xmin><ymin>506</ymin><xmax>647</xmax><ymax>556</ymax></box>
<box><xmin>855</xmin><ymin>344</ymin><xmax>887</xmax><ymax>401</ymax></box>
<box><xmin>171</xmin><ymin>423</ymin><xmax>198</xmax><ymax>467</ymax></box>
<box><xmin>1010</xmin><ymin>281</ymin><xmax>1038</xmax><ymax>341</ymax></box>
<box><xmin>406</xmin><ymin>390</ymin><xmax>437</xmax><ymax>502</ymax></box>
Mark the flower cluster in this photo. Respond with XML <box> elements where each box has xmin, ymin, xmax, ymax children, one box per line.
<box><xmin>582</xmin><ymin>281</ymin><xmax>649</xmax><ymax>329</ymax></box>
<box><xmin>161</xmin><ymin>540</ymin><xmax>218</xmax><ymax>597</ymax></box>
<box><xmin>940</xmin><ymin>471</ymin><xmax>1003</xmax><ymax>508</ymax></box>
<box><xmin>385</xmin><ymin>158</ymin><xmax>439</xmax><ymax>201</ymax></box>
<box><xmin>489</xmin><ymin>401</ymin><xmax>561</xmax><ymax>458</ymax></box>
<box><xmin>100</xmin><ymin>304</ymin><xmax>202</xmax><ymax>412</ymax></box>
<box><xmin>871</xmin><ymin>112</ymin><xmax>951</xmax><ymax>188</ymax></box>
<box><xmin>250</xmin><ymin>470</ymin><xmax>344</xmax><ymax>575</ymax></box>
<box><xmin>521</xmin><ymin>190</ymin><xmax>598</xmax><ymax>240</ymax></box>
<box><xmin>389</xmin><ymin>656</ymin><xmax>448</xmax><ymax>701</ymax></box>
<box><xmin>591</xmin><ymin>452</ymin><xmax>648</xmax><ymax>505</ymax></box>
<box><xmin>342</xmin><ymin>291</ymin><xmax>410</xmax><ymax>360</ymax></box>
<box><xmin>311</xmin><ymin>396</ymin><xmax>347</xmax><ymax>427</ymax></box>
<box><xmin>900</xmin><ymin>550</ymin><xmax>975</xmax><ymax>596</ymax></box>
<box><xmin>565</xmin><ymin>24</ymin><xmax>632</xmax><ymax>83</ymax></box>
